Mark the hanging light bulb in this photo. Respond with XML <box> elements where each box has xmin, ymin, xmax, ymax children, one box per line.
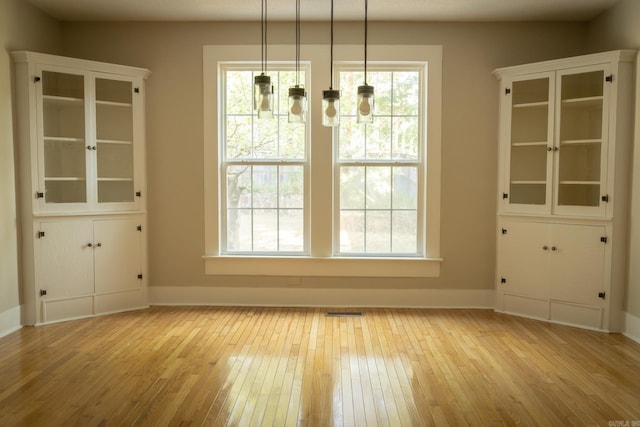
<box><xmin>255</xmin><ymin>74</ymin><xmax>274</xmax><ymax>119</ymax></box>
<box><xmin>322</xmin><ymin>0</ymin><xmax>340</xmax><ymax>127</ymax></box>
<box><xmin>357</xmin><ymin>0</ymin><xmax>374</xmax><ymax>124</ymax></box>
<box><xmin>357</xmin><ymin>84</ymin><xmax>374</xmax><ymax>123</ymax></box>
<box><xmin>288</xmin><ymin>86</ymin><xmax>307</xmax><ymax>123</ymax></box>
<box><xmin>255</xmin><ymin>0</ymin><xmax>273</xmax><ymax>119</ymax></box>
<box><xmin>288</xmin><ymin>0</ymin><xmax>307</xmax><ymax>123</ymax></box>
<box><xmin>322</xmin><ymin>89</ymin><xmax>340</xmax><ymax>127</ymax></box>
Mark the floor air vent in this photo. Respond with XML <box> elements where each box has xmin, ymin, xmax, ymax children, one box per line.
<box><xmin>325</xmin><ymin>311</ymin><xmax>364</xmax><ymax>317</ymax></box>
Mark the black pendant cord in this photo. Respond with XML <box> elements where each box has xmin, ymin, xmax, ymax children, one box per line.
<box><xmin>329</xmin><ymin>0</ymin><xmax>334</xmax><ymax>90</ymax></box>
<box><xmin>296</xmin><ymin>0</ymin><xmax>301</xmax><ymax>86</ymax></box>
<box><xmin>364</xmin><ymin>0</ymin><xmax>368</xmax><ymax>85</ymax></box>
<box><xmin>261</xmin><ymin>0</ymin><xmax>268</xmax><ymax>75</ymax></box>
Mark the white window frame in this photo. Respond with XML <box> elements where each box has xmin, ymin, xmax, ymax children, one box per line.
<box><xmin>203</xmin><ymin>44</ymin><xmax>443</xmax><ymax>277</ymax></box>
<box><xmin>219</xmin><ymin>64</ymin><xmax>311</xmax><ymax>255</ymax></box>
<box><xmin>333</xmin><ymin>63</ymin><xmax>426</xmax><ymax>257</ymax></box>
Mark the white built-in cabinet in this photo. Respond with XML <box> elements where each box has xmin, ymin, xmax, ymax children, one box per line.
<box><xmin>13</xmin><ymin>51</ymin><xmax>151</xmax><ymax>325</ymax></box>
<box><xmin>494</xmin><ymin>50</ymin><xmax>636</xmax><ymax>331</ymax></box>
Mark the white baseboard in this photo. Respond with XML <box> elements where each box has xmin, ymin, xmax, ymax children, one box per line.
<box><xmin>0</xmin><ymin>306</ymin><xmax>22</xmax><ymax>338</ymax></box>
<box><xmin>624</xmin><ymin>311</ymin><xmax>640</xmax><ymax>344</ymax></box>
<box><xmin>149</xmin><ymin>286</ymin><xmax>495</xmax><ymax>309</ymax></box>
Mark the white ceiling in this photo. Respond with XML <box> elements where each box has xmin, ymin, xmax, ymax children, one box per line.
<box><xmin>26</xmin><ymin>0</ymin><xmax>622</xmax><ymax>22</ymax></box>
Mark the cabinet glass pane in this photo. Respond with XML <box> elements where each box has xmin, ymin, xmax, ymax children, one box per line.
<box><xmin>95</xmin><ymin>78</ymin><xmax>135</xmax><ymax>204</ymax></box>
<box><xmin>97</xmin><ymin>181</ymin><xmax>134</xmax><ymax>203</ymax></box>
<box><xmin>559</xmin><ymin>100</ymin><xmax>603</xmax><ymax>141</ymax></box>
<box><xmin>96</xmin><ymin>104</ymin><xmax>133</xmax><ymax>141</ymax></box>
<box><xmin>42</xmin><ymin>71</ymin><xmax>84</xmax><ymax>99</ymax></box>
<box><xmin>44</xmin><ymin>180</ymin><xmax>86</xmax><ymax>203</ymax></box>
<box><xmin>558</xmin><ymin>184</ymin><xmax>600</xmax><ymax>207</ymax></box>
<box><xmin>558</xmin><ymin>71</ymin><xmax>604</xmax><ymax>207</ymax></box>
<box><xmin>509</xmin><ymin>78</ymin><xmax>550</xmax><ymax>206</ymax></box>
<box><xmin>97</xmin><ymin>143</ymin><xmax>133</xmax><ymax>178</ymax></box>
<box><xmin>43</xmin><ymin>99</ymin><xmax>85</xmax><ymax>139</ymax></box>
<box><xmin>558</xmin><ymin>143</ymin><xmax>601</xmax><ymax>182</ymax></box>
<box><xmin>561</xmin><ymin>71</ymin><xmax>604</xmax><ymax>99</ymax></box>
<box><xmin>96</xmin><ymin>78</ymin><xmax>132</xmax><ymax>104</ymax></box>
<box><xmin>42</xmin><ymin>71</ymin><xmax>87</xmax><ymax>204</ymax></box>
<box><xmin>509</xmin><ymin>183</ymin><xmax>546</xmax><ymax>205</ymax></box>
<box><xmin>510</xmin><ymin>145</ymin><xmax>547</xmax><ymax>182</ymax></box>
<box><xmin>97</xmin><ymin>143</ymin><xmax>134</xmax><ymax>203</ymax></box>
<box><xmin>512</xmin><ymin>78</ymin><xmax>549</xmax><ymax>104</ymax></box>
<box><xmin>511</xmin><ymin>107</ymin><xmax>548</xmax><ymax>143</ymax></box>
<box><xmin>44</xmin><ymin>140</ymin><xmax>86</xmax><ymax>178</ymax></box>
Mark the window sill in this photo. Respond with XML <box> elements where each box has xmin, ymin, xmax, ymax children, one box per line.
<box><xmin>203</xmin><ymin>255</ymin><xmax>442</xmax><ymax>278</ymax></box>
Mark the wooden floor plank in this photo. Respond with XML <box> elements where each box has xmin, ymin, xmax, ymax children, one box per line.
<box><xmin>0</xmin><ymin>307</ymin><xmax>639</xmax><ymax>426</ymax></box>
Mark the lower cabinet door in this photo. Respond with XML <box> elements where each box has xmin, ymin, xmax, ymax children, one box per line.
<box><xmin>498</xmin><ymin>220</ymin><xmax>550</xmax><ymax>299</ymax></box>
<box><xmin>548</xmin><ymin>223</ymin><xmax>605</xmax><ymax>306</ymax></box>
<box><xmin>547</xmin><ymin>223</ymin><xmax>605</xmax><ymax>329</ymax></box>
<box><xmin>39</xmin><ymin>220</ymin><xmax>94</xmax><ymax>298</ymax></box>
<box><xmin>38</xmin><ymin>220</ymin><xmax>95</xmax><ymax>322</ymax></box>
<box><xmin>93</xmin><ymin>218</ymin><xmax>142</xmax><ymax>294</ymax></box>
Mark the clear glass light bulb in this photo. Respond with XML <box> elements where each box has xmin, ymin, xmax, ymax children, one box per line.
<box><xmin>325</xmin><ymin>100</ymin><xmax>337</xmax><ymax>118</ymax></box>
<box><xmin>291</xmin><ymin>98</ymin><xmax>303</xmax><ymax>115</ymax></box>
<box><xmin>359</xmin><ymin>97</ymin><xmax>371</xmax><ymax>116</ymax></box>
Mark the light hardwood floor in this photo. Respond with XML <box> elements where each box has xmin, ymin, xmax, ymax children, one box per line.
<box><xmin>0</xmin><ymin>306</ymin><xmax>639</xmax><ymax>426</ymax></box>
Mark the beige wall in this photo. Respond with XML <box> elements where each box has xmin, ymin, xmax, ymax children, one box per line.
<box><xmin>0</xmin><ymin>1</ymin><xmax>60</xmax><ymax>315</ymax></box>
<box><xmin>587</xmin><ymin>0</ymin><xmax>640</xmax><ymax>317</ymax></box>
<box><xmin>59</xmin><ymin>21</ymin><xmax>587</xmax><ymax>295</ymax></box>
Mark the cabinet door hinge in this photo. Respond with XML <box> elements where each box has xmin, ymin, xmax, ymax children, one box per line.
<box><xmin>37</xmin><ymin>231</ymin><xmax>45</xmax><ymax>238</ymax></box>
<box><xmin>600</xmin><ymin>236</ymin><xmax>608</xmax><ymax>243</ymax></box>
<box><xmin>135</xmin><ymin>191</ymin><xmax>142</xmax><ymax>197</ymax></box>
<box><xmin>134</xmin><ymin>87</ymin><xmax>140</xmax><ymax>94</ymax></box>
<box><xmin>502</xmin><ymin>193</ymin><xmax>509</xmax><ymax>200</ymax></box>
<box><xmin>34</xmin><ymin>76</ymin><xmax>41</xmax><ymax>83</ymax></box>
<box><xmin>501</xmin><ymin>277</ymin><xmax>507</xmax><ymax>284</ymax></box>
<box><xmin>40</xmin><ymin>289</ymin><xmax>47</xmax><ymax>296</ymax></box>
<box><xmin>605</xmin><ymin>74</ymin><xmax>613</xmax><ymax>83</ymax></box>
<box><xmin>501</xmin><ymin>228</ymin><xmax>507</xmax><ymax>235</ymax></box>
<box><xmin>598</xmin><ymin>291</ymin><xmax>606</xmax><ymax>299</ymax></box>
<box><xmin>601</xmin><ymin>195</ymin><xmax>609</xmax><ymax>202</ymax></box>
<box><xmin>137</xmin><ymin>225</ymin><xmax>142</xmax><ymax>232</ymax></box>
<box><xmin>137</xmin><ymin>274</ymin><xmax>143</xmax><ymax>280</ymax></box>
<box><xmin>36</xmin><ymin>191</ymin><xmax>44</xmax><ymax>199</ymax></box>
<box><xmin>505</xmin><ymin>88</ymin><xmax>511</xmax><ymax>95</ymax></box>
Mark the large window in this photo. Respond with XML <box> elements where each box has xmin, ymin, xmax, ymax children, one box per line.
<box><xmin>336</xmin><ymin>67</ymin><xmax>423</xmax><ymax>255</ymax></box>
<box><xmin>203</xmin><ymin>44</ymin><xmax>442</xmax><ymax>277</ymax></box>
<box><xmin>221</xmin><ymin>67</ymin><xmax>308</xmax><ymax>254</ymax></box>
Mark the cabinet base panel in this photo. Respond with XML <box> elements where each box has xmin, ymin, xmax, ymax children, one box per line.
<box><xmin>37</xmin><ymin>291</ymin><xmax>148</xmax><ymax>325</ymax></box>
<box><xmin>95</xmin><ymin>289</ymin><xmax>147</xmax><ymax>315</ymax></box>
<box><xmin>498</xmin><ymin>292</ymin><xmax>606</xmax><ymax>332</ymax></box>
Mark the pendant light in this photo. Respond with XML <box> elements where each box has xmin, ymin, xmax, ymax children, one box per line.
<box><xmin>322</xmin><ymin>0</ymin><xmax>340</xmax><ymax>127</ymax></box>
<box><xmin>288</xmin><ymin>0</ymin><xmax>307</xmax><ymax>123</ymax></box>
<box><xmin>357</xmin><ymin>0</ymin><xmax>374</xmax><ymax>123</ymax></box>
<box><xmin>255</xmin><ymin>0</ymin><xmax>274</xmax><ymax>119</ymax></box>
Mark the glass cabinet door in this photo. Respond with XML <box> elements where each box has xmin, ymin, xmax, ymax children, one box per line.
<box><xmin>40</xmin><ymin>69</ymin><xmax>88</xmax><ymax>204</ymax></box>
<box><xmin>555</xmin><ymin>67</ymin><xmax>608</xmax><ymax>215</ymax></box>
<box><xmin>94</xmin><ymin>77</ymin><xmax>136</xmax><ymax>204</ymax></box>
<box><xmin>504</xmin><ymin>73</ymin><xmax>554</xmax><ymax>212</ymax></box>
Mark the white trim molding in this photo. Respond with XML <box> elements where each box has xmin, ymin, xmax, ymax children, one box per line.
<box><xmin>624</xmin><ymin>311</ymin><xmax>640</xmax><ymax>344</ymax></box>
<box><xmin>0</xmin><ymin>306</ymin><xmax>22</xmax><ymax>338</ymax></box>
<box><xmin>150</xmin><ymin>286</ymin><xmax>493</xmax><ymax>309</ymax></box>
